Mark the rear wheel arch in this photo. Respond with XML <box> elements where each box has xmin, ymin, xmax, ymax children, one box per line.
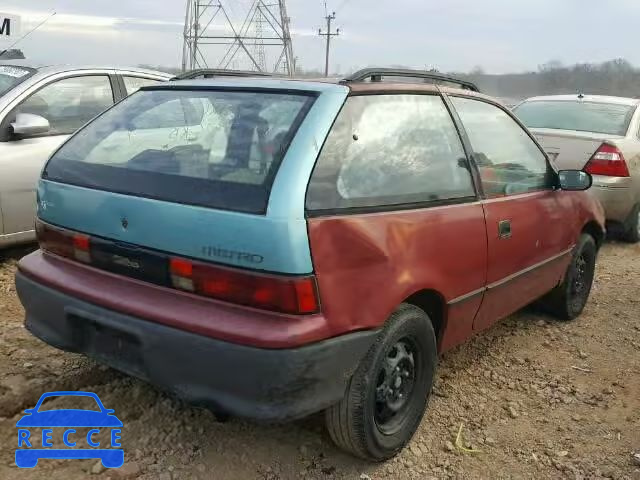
<box><xmin>402</xmin><ymin>289</ymin><xmax>446</xmax><ymax>348</ymax></box>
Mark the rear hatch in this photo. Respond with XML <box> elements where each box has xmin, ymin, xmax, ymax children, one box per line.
<box><xmin>514</xmin><ymin>99</ymin><xmax>636</xmax><ymax>170</ymax></box>
<box><xmin>37</xmin><ymin>82</ymin><xmax>346</xmax><ymax>312</ymax></box>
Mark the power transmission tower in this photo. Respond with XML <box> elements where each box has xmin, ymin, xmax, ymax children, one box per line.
<box><xmin>182</xmin><ymin>0</ymin><xmax>295</xmax><ymax>76</ymax></box>
<box><xmin>253</xmin><ymin>3</ymin><xmax>267</xmax><ymax>71</ymax></box>
<box><xmin>318</xmin><ymin>11</ymin><xmax>340</xmax><ymax>77</ymax></box>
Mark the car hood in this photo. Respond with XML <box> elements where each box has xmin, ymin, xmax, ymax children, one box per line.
<box><xmin>16</xmin><ymin>409</ymin><xmax>123</xmax><ymax>427</ymax></box>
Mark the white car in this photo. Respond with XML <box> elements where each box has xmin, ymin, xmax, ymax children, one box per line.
<box><xmin>514</xmin><ymin>94</ymin><xmax>640</xmax><ymax>242</ymax></box>
<box><xmin>0</xmin><ymin>61</ymin><xmax>171</xmax><ymax>247</ymax></box>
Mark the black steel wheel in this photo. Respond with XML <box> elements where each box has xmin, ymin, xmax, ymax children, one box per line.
<box><xmin>325</xmin><ymin>303</ymin><xmax>437</xmax><ymax>461</ymax></box>
<box><xmin>542</xmin><ymin>234</ymin><xmax>597</xmax><ymax>321</ymax></box>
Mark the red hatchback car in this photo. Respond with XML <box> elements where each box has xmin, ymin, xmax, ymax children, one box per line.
<box><xmin>16</xmin><ymin>69</ymin><xmax>605</xmax><ymax>461</ymax></box>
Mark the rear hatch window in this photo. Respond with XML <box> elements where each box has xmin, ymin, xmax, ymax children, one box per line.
<box><xmin>514</xmin><ymin>100</ymin><xmax>636</xmax><ymax>136</ymax></box>
<box><xmin>44</xmin><ymin>88</ymin><xmax>316</xmax><ymax>214</ymax></box>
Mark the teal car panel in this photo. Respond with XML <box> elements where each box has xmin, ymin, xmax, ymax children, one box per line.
<box><xmin>37</xmin><ymin>82</ymin><xmax>348</xmax><ymax>274</ymax></box>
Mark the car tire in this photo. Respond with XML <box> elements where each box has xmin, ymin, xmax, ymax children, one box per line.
<box><xmin>542</xmin><ymin>234</ymin><xmax>597</xmax><ymax>321</ymax></box>
<box><xmin>622</xmin><ymin>204</ymin><xmax>640</xmax><ymax>243</ymax></box>
<box><xmin>325</xmin><ymin>303</ymin><xmax>437</xmax><ymax>461</ymax></box>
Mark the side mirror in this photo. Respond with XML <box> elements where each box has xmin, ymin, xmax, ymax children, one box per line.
<box><xmin>558</xmin><ymin>170</ymin><xmax>592</xmax><ymax>191</ymax></box>
<box><xmin>10</xmin><ymin>113</ymin><xmax>50</xmax><ymax>138</ymax></box>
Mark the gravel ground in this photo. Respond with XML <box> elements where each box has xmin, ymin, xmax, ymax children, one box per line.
<box><xmin>0</xmin><ymin>242</ymin><xmax>638</xmax><ymax>480</ymax></box>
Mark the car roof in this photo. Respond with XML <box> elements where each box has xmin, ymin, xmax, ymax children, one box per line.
<box><xmin>521</xmin><ymin>94</ymin><xmax>640</xmax><ymax>106</ymax></box>
<box><xmin>0</xmin><ymin>60</ymin><xmax>172</xmax><ymax>78</ymax></box>
<box><xmin>150</xmin><ymin>77</ymin><xmax>349</xmax><ymax>93</ymax></box>
<box><xmin>36</xmin><ymin>391</ymin><xmax>102</xmax><ymax>400</ymax></box>
<box><xmin>151</xmin><ymin>76</ymin><xmax>489</xmax><ymax>99</ymax></box>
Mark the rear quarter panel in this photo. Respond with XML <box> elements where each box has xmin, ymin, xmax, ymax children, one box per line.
<box><xmin>571</xmin><ymin>189</ymin><xmax>606</xmax><ymax>240</ymax></box>
<box><xmin>307</xmin><ymin>203</ymin><xmax>488</xmax><ymax>352</ymax></box>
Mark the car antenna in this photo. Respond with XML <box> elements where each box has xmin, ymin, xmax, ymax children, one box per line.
<box><xmin>0</xmin><ymin>11</ymin><xmax>57</xmax><ymax>58</ymax></box>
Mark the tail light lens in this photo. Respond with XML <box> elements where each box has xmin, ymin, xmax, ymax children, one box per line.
<box><xmin>170</xmin><ymin>257</ymin><xmax>320</xmax><ymax>315</ymax></box>
<box><xmin>584</xmin><ymin>144</ymin><xmax>630</xmax><ymax>177</ymax></box>
<box><xmin>36</xmin><ymin>220</ymin><xmax>92</xmax><ymax>263</ymax></box>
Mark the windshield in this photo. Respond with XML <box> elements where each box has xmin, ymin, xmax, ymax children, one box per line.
<box><xmin>44</xmin><ymin>88</ymin><xmax>316</xmax><ymax>213</ymax></box>
<box><xmin>0</xmin><ymin>65</ymin><xmax>35</xmax><ymax>97</ymax></box>
<box><xmin>514</xmin><ymin>100</ymin><xmax>636</xmax><ymax>136</ymax></box>
<box><xmin>37</xmin><ymin>394</ymin><xmax>101</xmax><ymax>412</ymax></box>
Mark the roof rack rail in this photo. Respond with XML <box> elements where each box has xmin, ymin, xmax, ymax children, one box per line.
<box><xmin>342</xmin><ymin>68</ymin><xmax>479</xmax><ymax>92</ymax></box>
<box><xmin>172</xmin><ymin>69</ymin><xmax>280</xmax><ymax>81</ymax></box>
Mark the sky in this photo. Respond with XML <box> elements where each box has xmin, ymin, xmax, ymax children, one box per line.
<box><xmin>1</xmin><ymin>0</ymin><xmax>639</xmax><ymax>74</ymax></box>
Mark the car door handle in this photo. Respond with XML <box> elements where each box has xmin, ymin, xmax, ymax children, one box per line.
<box><xmin>498</xmin><ymin>220</ymin><xmax>512</xmax><ymax>239</ymax></box>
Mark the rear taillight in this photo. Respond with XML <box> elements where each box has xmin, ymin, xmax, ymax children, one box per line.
<box><xmin>35</xmin><ymin>219</ymin><xmax>319</xmax><ymax>315</ymax></box>
<box><xmin>584</xmin><ymin>143</ymin><xmax>630</xmax><ymax>177</ymax></box>
<box><xmin>170</xmin><ymin>257</ymin><xmax>320</xmax><ymax>315</ymax></box>
<box><xmin>36</xmin><ymin>220</ymin><xmax>92</xmax><ymax>263</ymax></box>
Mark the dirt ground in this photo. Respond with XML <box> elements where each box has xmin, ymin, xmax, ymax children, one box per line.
<box><xmin>0</xmin><ymin>242</ymin><xmax>638</xmax><ymax>480</ymax></box>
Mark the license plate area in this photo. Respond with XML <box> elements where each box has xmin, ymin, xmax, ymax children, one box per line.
<box><xmin>89</xmin><ymin>238</ymin><xmax>169</xmax><ymax>286</ymax></box>
<box><xmin>68</xmin><ymin>313</ymin><xmax>145</xmax><ymax>377</ymax></box>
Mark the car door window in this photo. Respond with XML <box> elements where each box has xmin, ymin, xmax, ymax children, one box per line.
<box><xmin>306</xmin><ymin>94</ymin><xmax>475</xmax><ymax>210</ymax></box>
<box><xmin>16</xmin><ymin>75</ymin><xmax>114</xmax><ymax>136</ymax></box>
<box><xmin>451</xmin><ymin>96</ymin><xmax>553</xmax><ymax>197</ymax></box>
<box><xmin>123</xmin><ymin>76</ymin><xmax>162</xmax><ymax>95</ymax></box>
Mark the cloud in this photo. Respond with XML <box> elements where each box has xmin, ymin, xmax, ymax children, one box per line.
<box><xmin>6</xmin><ymin>8</ymin><xmax>183</xmax><ymax>37</ymax></box>
<box><xmin>2</xmin><ymin>1</ymin><xmax>640</xmax><ymax>74</ymax></box>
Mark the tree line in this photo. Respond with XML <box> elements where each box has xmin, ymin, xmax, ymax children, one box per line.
<box><xmin>455</xmin><ymin>58</ymin><xmax>640</xmax><ymax>102</ymax></box>
<box><xmin>134</xmin><ymin>58</ymin><xmax>640</xmax><ymax>103</ymax></box>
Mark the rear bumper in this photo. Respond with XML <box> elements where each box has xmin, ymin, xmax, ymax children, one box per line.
<box><xmin>16</xmin><ymin>271</ymin><xmax>377</xmax><ymax>422</ymax></box>
<box><xmin>591</xmin><ymin>177</ymin><xmax>636</xmax><ymax>223</ymax></box>
<box><xmin>16</xmin><ymin>251</ymin><xmax>333</xmax><ymax>349</ymax></box>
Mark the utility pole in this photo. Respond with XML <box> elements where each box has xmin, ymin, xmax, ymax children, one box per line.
<box><xmin>318</xmin><ymin>11</ymin><xmax>339</xmax><ymax>77</ymax></box>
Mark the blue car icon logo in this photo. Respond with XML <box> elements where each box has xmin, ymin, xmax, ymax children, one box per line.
<box><xmin>15</xmin><ymin>391</ymin><xmax>123</xmax><ymax>469</ymax></box>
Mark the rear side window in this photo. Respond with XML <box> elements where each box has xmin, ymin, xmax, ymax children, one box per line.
<box><xmin>306</xmin><ymin>94</ymin><xmax>475</xmax><ymax>211</ymax></box>
<box><xmin>44</xmin><ymin>89</ymin><xmax>315</xmax><ymax>214</ymax></box>
<box><xmin>514</xmin><ymin>100</ymin><xmax>635</xmax><ymax>136</ymax></box>
<box><xmin>15</xmin><ymin>75</ymin><xmax>114</xmax><ymax>136</ymax></box>
<box><xmin>452</xmin><ymin>97</ymin><xmax>552</xmax><ymax>197</ymax></box>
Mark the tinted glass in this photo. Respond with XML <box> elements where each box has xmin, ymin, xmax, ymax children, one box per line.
<box><xmin>306</xmin><ymin>94</ymin><xmax>475</xmax><ymax>210</ymax></box>
<box><xmin>16</xmin><ymin>75</ymin><xmax>114</xmax><ymax>135</ymax></box>
<box><xmin>514</xmin><ymin>100</ymin><xmax>635</xmax><ymax>136</ymax></box>
<box><xmin>452</xmin><ymin>97</ymin><xmax>552</xmax><ymax>197</ymax></box>
<box><xmin>123</xmin><ymin>76</ymin><xmax>162</xmax><ymax>94</ymax></box>
<box><xmin>0</xmin><ymin>65</ymin><xmax>34</xmax><ymax>97</ymax></box>
<box><xmin>38</xmin><ymin>395</ymin><xmax>101</xmax><ymax>412</ymax></box>
<box><xmin>45</xmin><ymin>88</ymin><xmax>315</xmax><ymax>213</ymax></box>
<box><xmin>130</xmin><ymin>97</ymin><xmax>204</xmax><ymax>129</ymax></box>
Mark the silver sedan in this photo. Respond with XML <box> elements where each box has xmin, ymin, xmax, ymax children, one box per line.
<box><xmin>514</xmin><ymin>94</ymin><xmax>640</xmax><ymax>242</ymax></box>
<box><xmin>0</xmin><ymin>61</ymin><xmax>171</xmax><ymax>247</ymax></box>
